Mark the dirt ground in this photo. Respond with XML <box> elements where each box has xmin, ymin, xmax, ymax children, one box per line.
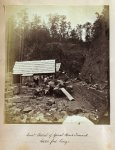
<box><xmin>5</xmin><ymin>75</ymin><xmax>109</xmax><ymax>124</ymax></box>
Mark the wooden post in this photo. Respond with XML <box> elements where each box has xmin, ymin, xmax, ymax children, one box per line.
<box><xmin>39</xmin><ymin>75</ymin><xmax>41</xmax><ymax>86</ymax></box>
<box><xmin>55</xmin><ymin>60</ymin><xmax>56</xmax><ymax>79</ymax></box>
<box><xmin>19</xmin><ymin>75</ymin><xmax>22</xmax><ymax>94</ymax></box>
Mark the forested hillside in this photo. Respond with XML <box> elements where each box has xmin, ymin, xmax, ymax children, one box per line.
<box><xmin>6</xmin><ymin>6</ymin><xmax>109</xmax><ymax>83</ymax></box>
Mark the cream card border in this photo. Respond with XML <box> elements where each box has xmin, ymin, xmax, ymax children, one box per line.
<box><xmin>0</xmin><ymin>0</ymin><xmax>115</xmax><ymax>150</ymax></box>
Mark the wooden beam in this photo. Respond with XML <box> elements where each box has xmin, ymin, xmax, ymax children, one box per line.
<box><xmin>60</xmin><ymin>88</ymin><xmax>74</xmax><ymax>101</ymax></box>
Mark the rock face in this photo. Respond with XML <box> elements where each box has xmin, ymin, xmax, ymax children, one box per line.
<box><xmin>81</xmin><ymin>38</ymin><xmax>109</xmax><ymax>83</ymax></box>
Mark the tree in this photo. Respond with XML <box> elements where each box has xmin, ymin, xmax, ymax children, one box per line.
<box><xmin>31</xmin><ymin>15</ymin><xmax>41</xmax><ymax>29</ymax></box>
<box><xmin>76</xmin><ymin>24</ymin><xmax>83</xmax><ymax>41</ymax></box>
<box><xmin>6</xmin><ymin>16</ymin><xmax>16</xmax><ymax>72</ymax></box>
<box><xmin>59</xmin><ymin>15</ymin><xmax>67</xmax><ymax>41</ymax></box>
<box><xmin>23</xmin><ymin>14</ymin><xmax>50</xmax><ymax>60</ymax></box>
<box><xmin>16</xmin><ymin>9</ymin><xmax>29</xmax><ymax>61</ymax></box>
<box><xmin>83</xmin><ymin>22</ymin><xmax>92</xmax><ymax>42</ymax></box>
<box><xmin>66</xmin><ymin>21</ymin><xmax>72</xmax><ymax>40</ymax></box>
<box><xmin>70</xmin><ymin>28</ymin><xmax>78</xmax><ymax>43</ymax></box>
<box><xmin>92</xmin><ymin>6</ymin><xmax>109</xmax><ymax>40</ymax></box>
<box><xmin>48</xmin><ymin>14</ymin><xmax>60</xmax><ymax>41</ymax></box>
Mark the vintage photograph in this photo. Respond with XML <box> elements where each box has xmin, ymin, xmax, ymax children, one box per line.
<box><xmin>5</xmin><ymin>5</ymin><xmax>109</xmax><ymax>124</ymax></box>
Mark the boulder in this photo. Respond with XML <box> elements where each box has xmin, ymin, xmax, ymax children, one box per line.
<box><xmin>28</xmin><ymin>110</ymin><xmax>35</xmax><ymax>116</ymax></box>
<box><xmin>21</xmin><ymin>115</ymin><xmax>28</xmax><ymax>123</ymax></box>
<box><xmin>49</xmin><ymin>108</ymin><xmax>57</xmax><ymax>112</ymax></box>
<box><xmin>89</xmin><ymin>114</ymin><xmax>99</xmax><ymax>123</ymax></box>
<box><xmin>67</xmin><ymin>106</ymin><xmax>83</xmax><ymax>114</ymax></box>
<box><xmin>21</xmin><ymin>96</ymin><xmax>30</xmax><ymax>102</ymax></box>
<box><xmin>46</xmin><ymin>99</ymin><xmax>55</xmax><ymax>106</ymax></box>
<box><xmin>46</xmin><ymin>113</ymin><xmax>51</xmax><ymax>116</ymax></box>
<box><xmin>13</xmin><ymin>108</ymin><xmax>21</xmax><ymax>115</ymax></box>
<box><xmin>34</xmin><ymin>88</ymin><xmax>44</xmax><ymax>97</ymax></box>
<box><xmin>61</xmin><ymin>111</ymin><xmax>67</xmax><ymax>116</ymax></box>
<box><xmin>53</xmin><ymin>113</ymin><xmax>61</xmax><ymax>121</ymax></box>
<box><xmin>23</xmin><ymin>107</ymin><xmax>32</xmax><ymax>113</ymax></box>
<box><xmin>7</xmin><ymin>102</ymin><xmax>13</xmax><ymax>108</ymax></box>
<box><xmin>12</xmin><ymin>96</ymin><xmax>21</xmax><ymax>103</ymax></box>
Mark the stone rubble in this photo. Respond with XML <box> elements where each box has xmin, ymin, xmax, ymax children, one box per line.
<box><xmin>5</xmin><ymin>75</ymin><xmax>109</xmax><ymax>124</ymax></box>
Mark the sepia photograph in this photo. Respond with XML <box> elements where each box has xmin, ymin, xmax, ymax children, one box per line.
<box><xmin>5</xmin><ymin>5</ymin><xmax>109</xmax><ymax>124</ymax></box>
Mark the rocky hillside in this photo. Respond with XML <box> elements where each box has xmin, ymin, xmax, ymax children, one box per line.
<box><xmin>81</xmin><ymin>36</ymin><xmax>109</xmax><ymax>84</ymax></box>
<box><xmin>81</xmin><ymin>6</ymin><xmax>109</xmax><ymax>84</ymax></box>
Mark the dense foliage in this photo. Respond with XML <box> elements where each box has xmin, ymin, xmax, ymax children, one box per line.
<box><xmin>6</xmin><ymin>6</ymin><xmax>109</xmax><ymax>83</ymax></box>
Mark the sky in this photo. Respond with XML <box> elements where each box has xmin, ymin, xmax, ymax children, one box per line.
<box><xmin>6</xmin><ymin>5</ymin><xmax>104</xmax><ymax>28</ymax></box>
